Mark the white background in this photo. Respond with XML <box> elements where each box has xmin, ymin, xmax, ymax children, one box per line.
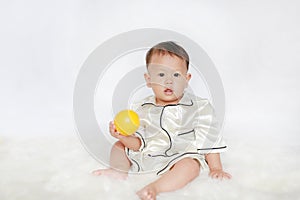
<box><xmin>1</xmin><ymin>0</ymin><xmax>299</xmax><ymax>143</ymax></box>
<box><xmin>1</xmin><ymin>0</ymin><xmax>300</xmax><ymax>199</ymax></box>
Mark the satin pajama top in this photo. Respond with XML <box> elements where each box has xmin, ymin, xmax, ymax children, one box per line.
<box><xmin>126</xmin><ymin>92</ymin><xmax>227</xmax><ymax>175</ymax></box>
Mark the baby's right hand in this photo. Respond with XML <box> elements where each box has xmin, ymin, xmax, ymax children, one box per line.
<box><xmin>109</xmin><ymin>121</ymin><xmax>125</xmax><ymax>139</ymax></box>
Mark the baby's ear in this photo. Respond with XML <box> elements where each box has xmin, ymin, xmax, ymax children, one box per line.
<box><xmin>185</xmin><ymin>73</ymin><xmax>191</xmax><ymax>88</ymax></box>
<box><xmin>144</xmin><ymin>73</ymin><xmax>151</xmax><ymax>88</ymax></box>
<box><xmin>186</xmin><ymin>73</ymin><xmax>191</xmax><ymax>82</ymax></box>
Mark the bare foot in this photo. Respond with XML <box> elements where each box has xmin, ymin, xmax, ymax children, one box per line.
<box><xmin>92</xmin><ymin>168</ymin><xmax>128</xmax><ymax>180</ymax></box>
<box><xmin>136</xmin><ymin>184</ymin><xmax>157</xmax><ymax>200</ymax></box>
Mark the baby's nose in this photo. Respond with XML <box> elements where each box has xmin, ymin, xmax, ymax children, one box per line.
<box><xmin>164</xmin><ymin>75</ymin><xmax>173</xmax><ymax>84</ymax></box>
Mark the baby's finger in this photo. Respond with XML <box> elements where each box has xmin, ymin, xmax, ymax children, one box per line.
<box><xmin>112</xmin><ymin>131</ymin><xmax>119</xmax><ymax>137</ymax></box>
<box><xmin>109</xmin><ymin>122</ymin><xmax>116</xmax><ymax>133</ymax></box>
<box><xmin>109</xmin><ymin>121</ymin><xmax>114</xmax><ymax>129</ymax></box>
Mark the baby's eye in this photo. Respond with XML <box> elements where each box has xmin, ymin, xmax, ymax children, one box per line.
<box><xmin>173</xmin><ymin>73</ymin><xmax>181</xmax><ymax>77</ymax></box>
<box><xmin>158</xmin><ymin>73</ymin><xmax>165</xmax><ymax>77</ymax></box>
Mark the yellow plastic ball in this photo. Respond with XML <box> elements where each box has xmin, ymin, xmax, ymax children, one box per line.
<box><xmin>114</xmin><ymin>110</ymin><xmax>140</xmax><ymax>136</ymax></box>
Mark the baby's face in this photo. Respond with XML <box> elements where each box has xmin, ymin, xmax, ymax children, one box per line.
<box><xmin>145</xmin><ymin>54</ymin><xmax>191</xmax><ymax>105</ymax></box>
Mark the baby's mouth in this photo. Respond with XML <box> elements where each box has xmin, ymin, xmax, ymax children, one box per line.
<box><xmin>164</xmin><ymin>88</ymin><xmax>173</xmax><ymax>95</ymax></box>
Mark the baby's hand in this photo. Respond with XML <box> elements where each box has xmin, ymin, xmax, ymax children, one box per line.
<box><xmin>209</xmin><ymin>169</ymin><xmax>232</xmax><ymax>180</ymax></box>
<box><xmin>109</xmin><ymin>121</ymin><xmax>125</xmax><ymax>140</ymax></box>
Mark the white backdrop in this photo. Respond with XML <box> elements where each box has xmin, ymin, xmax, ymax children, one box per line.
<box><xmin>1</xmin><ymin>0</ymin><xmax>299</xmax><ymax>142</ymax></box>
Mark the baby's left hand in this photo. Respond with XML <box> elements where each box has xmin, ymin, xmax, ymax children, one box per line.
<box><xmin>209</xmin><ymin>169</ymin><xmax>232</xmax><ymax>180</ymax></box>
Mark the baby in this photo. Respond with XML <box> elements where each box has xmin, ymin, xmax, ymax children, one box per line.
<box><xmin>93</xmin><ymin>41</ymin><xmax>231</xmax><ymax>200</ymax></box>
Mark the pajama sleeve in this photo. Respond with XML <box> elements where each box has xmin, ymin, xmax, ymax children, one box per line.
<box><xmin>130</xmin><ymin>101</ymin><xmax>146</xmax><ymax>152</ymax></box>
<box><xmin>193</xmin><ymin>100</ymin><xmax>227</xmax><ymax>154</ymax></box>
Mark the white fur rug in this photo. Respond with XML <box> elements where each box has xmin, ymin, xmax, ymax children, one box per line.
<box><xmin>0</xmin><ymin>133</ymin><xmax>299</xmax><ymax>200</ymax></box>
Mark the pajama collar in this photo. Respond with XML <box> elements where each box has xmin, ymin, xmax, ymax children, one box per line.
<box><xmin>142</xmin><ymin>92</ymin><xmax>193</xmax><ymax>107</ymax></box>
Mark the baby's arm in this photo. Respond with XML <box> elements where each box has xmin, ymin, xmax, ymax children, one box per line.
<box><xmin>109</xmin><ymin>121</ymin><xmax>141</xmax><ymax>151</ymax></box>
<box><xmin>205</xmin><ymin>153</ymin><xmax>232</xmax><ymax>179</ymax></box>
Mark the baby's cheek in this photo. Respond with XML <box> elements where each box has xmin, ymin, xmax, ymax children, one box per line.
<box><xmin>174</xmin><ymin>83</ymin><xmax>186</xmax><ymax>92</ymax></box>
<box><xmin>151</xmin><ymin>77</ymin><xmax>165</xmax><ymax>85</ymax></box>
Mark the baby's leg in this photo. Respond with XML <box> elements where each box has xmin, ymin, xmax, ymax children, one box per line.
<box><xmin>137</xmin><ymin>158</ymin><xmax>200</xmax><ymax>200</ymax></box>
<box><xmin>93</xmin><ymin>141</ymin><xmax>131</xmax><ymax>179</ymax></box>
